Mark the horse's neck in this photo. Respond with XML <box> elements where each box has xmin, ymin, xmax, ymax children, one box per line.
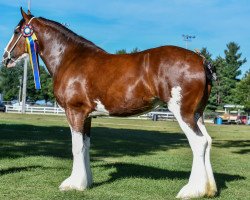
<box><xmin>36</xmin><ymin>28</ymin><xmax>66</xmax><ymax>76</ymax></box>
<box><xmin>35</xmin><ymin>19</ymin><xmax>103</xmax><ymax>77</ymax></box>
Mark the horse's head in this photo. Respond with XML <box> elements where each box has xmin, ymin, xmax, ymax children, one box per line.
<box><xmin>2</xmin><ymin>8</ymin><xmax>34</xmax><ymax>68</ymax></box>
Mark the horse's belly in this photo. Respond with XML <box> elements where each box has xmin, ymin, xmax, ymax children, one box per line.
<box><xmin>108</xmin><ymin>97</ymin><xmax>162</xmax><ymax>117</ymax></box>
<box><xmin>89</xmin><ymin>97</ymin><xmax>161</xmax><ymax>117</ymax></box>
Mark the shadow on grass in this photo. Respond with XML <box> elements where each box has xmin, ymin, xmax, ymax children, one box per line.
<box><xmin>0</xmin><ymin>124</ymin><xmax>188</xmax><ymax>159</ymax></box>
<box><xmin>0</xmin><ymin>123</ymin><xmax>246</xmax><ymax>196</ymax></box>
<box><xmin>94</xmin><ymin>162</ymin><xmax>245</xmax><ymax>194</ymax></box>
<box><xmin>213</xmin><ymin>140</ymin><xmax>250</xmax><ymax>154</ymax></box>
<box><xmin>0</xmin><ymin>165</ymin><xmax>47</xmax><ymax>175</ymax></box>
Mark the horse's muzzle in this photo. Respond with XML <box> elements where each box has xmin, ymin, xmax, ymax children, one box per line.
<box><xmin>2</xmin><ymin>57</ymin><xmax>13</xmax><ymax>68</ymax></box>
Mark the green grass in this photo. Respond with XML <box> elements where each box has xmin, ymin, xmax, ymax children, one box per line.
<box><xmin>0</xmin><ymin>113</ymin><xmax>249</xmax><ymax>200</ymax></box>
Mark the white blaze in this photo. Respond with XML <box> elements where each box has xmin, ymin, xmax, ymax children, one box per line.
<box><xmin>2</xmin><ymin>34</ymin><xmax>14</xmax><ymax>60</ymax></box>
<box><xmin>2</xmin><ymin>31</ymin><xmax>28</xmax><ymax>67</ymax></box>
<box><xmin>4</xmin><ymin>34</ymin><xmax>14</xmax><ymax>52</ymax></box>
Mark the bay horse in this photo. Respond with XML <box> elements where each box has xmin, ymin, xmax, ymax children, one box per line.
<box><xmin>2</xmin><ymin>9</ymin><xmax>217</xmax><ymax>199</ymax></box>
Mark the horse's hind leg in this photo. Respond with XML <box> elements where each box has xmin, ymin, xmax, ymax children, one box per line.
<box><xmin>197</xmin><ymin>117</ymin><xmax>217</xmax><ymax>197</ymax></box>
<box><xmin>167</xmin><ymin>86</ymin><xmax>209</xmax><ymax>199</ymax></box>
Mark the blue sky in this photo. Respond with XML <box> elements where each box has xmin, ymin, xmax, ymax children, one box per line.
<box><xmin>0</xmin><ymin>0</ymin><xmax>249</xmax><ymax>76</ymax></box>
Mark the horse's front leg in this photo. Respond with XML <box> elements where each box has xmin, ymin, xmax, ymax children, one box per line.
<box><xmin>59</xmin><ymin>109</ymin><xmax>92</xmax><ymax>191</ymax></box>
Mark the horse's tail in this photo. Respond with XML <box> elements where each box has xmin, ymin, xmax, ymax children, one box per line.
<box><xmin>204</xmin><ymin>59</ymin><xmax>217</xmax><ymax>83</ymax></box>
<box><xmin>195</xmin><ymin>60</ymin><xmax>216</xmax><ymax>120</ymax></box>
<box><xmin>194</xmin><ymin>49</ymin><xmax>217</xmax><ymax>83</ymax></box>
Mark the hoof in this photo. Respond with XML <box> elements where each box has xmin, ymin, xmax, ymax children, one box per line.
<box><xmin>176</xmin><ymin>183</ymin><xmax>206</xmax><ymax>199</ymax></box>
<box><xmin>59</xmin><ymin>176</ymin><xmax>87</xmax><ymax>191</ymax></box>
<box><xmin>206</xmin><ymin>183</ymin><xmax>217</xmax><ymax>197</ymax></box>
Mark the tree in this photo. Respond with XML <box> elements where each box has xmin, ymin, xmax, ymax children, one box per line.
<box><xmin>0</xmin><ymin>63</ymin><xmax>54</xmax><ymax>103</ymax></box>
<box><xmin>0</xmin><ymin>63</ymin><xmax>23</xmax><ymax>101</ymax></box>
<box><xmin>200</xmin><ymin>47</ymin><xmax>213</xmax><ymax>62</ymax></box>
<box><xmin>115</xmin><ymin>48</ymin><xmax>140</xmax><ymax>54</ymax></box>
<box><xmin>115</xmin><ymin>49</ymin><xmax>127</xmax><ymax>54</ymax></box>
<box><xmin>232</xmin><ymin>70</ymin><xmax>250</xmax><ymax>113</ymax></box>
<box><xmin>213</xmin><ymin>56</ymin><xmax>230</xmax><ymax>107</ymax></box>
<box><xmin>222</xmin><ymin>42</ymin><xmax>247</xmax><ymax>104</ymax></box>
<box><xmin>26</xmin><ymin>65</ymin><xmax>54</xmax><ymax>104</ymax></box>
<box><xmin>130</xmin><ymin>47</ymin><xmax>140</xmax><ymax>53</ymax></box>
<box><xmin>204</xmin><ymin>42</ymin><xmax>247</xmax><ymax>110</ymax></box>
<box><xmin>200</xmin><ymin>48</ymin><xmax>218</xmax><ymax>110</ymax></box>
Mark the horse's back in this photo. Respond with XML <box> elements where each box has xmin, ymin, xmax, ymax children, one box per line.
<box><xmin>94</xmin><ymin>46</ymin><xmax>207</xmax><ymax>115</ymax></box>
<box><xmin>118</xmin><ymin>46</ymin><xmax>207</xmax><ymax>101</ymax></box>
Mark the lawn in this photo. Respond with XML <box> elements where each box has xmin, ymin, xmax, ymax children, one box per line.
<box><xmin>0</xmin><ymin>113</ymin><xmax>249</xmax><ymax>200</ymax></box>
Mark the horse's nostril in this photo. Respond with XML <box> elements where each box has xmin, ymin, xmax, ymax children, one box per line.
<box><xmin>2</xmin><ymin>58</ymin><xmax>10</xmax><ymax>67</ymax></box>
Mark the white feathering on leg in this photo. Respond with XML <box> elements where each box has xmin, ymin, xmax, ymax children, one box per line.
<box><xmin>197</xmin><ymin>120</ymin><xmax>217</xmax><ymax>196</ymax></box>
<box><xmin>59</xmin><ymin>130</ymin><xmax>92</xmax><ymax>191</ymax></box>
<box><xmin>168</xmin><ymin>86</ymin><xmax>209</xmax><ymax>199</ymax></box>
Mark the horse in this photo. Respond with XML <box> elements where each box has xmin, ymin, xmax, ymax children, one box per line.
<box><xmin>2</xmin><ymin>8</ymin><xmax>217</xmax><ymax>199</ymax></box>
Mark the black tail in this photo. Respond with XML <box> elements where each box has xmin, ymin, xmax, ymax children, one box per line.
<box><xmin>204</xmin><ymin>60</ymin><xmax>217</xmax><ymax>82</ymax></box>
<box><xmin>194</xmin><ymin>49</ymin><xmax>217</xmax><ymax>82</ymax></box>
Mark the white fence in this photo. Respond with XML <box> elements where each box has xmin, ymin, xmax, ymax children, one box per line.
<box><xmin>5</xmin><ymin>105</ymin><xmax>65</xmax><ymax>115</ymax></box>
<box><xmin>5</xmin><ymin>105</ymin><xmax>153</xmax><ymax>119</ymax></box>
<box><xmin>4</xmin><ymin>105</ymin><xmax>177</xmax><ymax>121</ymax></box>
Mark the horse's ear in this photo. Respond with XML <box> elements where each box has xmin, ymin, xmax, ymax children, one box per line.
<box><xmin>20</xmin><ymin>7</ymin><xmax>30</xmax><ymax>21</ymax></box>
<box><xmin>27</xmin><ymin>9</ymin><xmax>32</xmax><ymax>15</ymax></box>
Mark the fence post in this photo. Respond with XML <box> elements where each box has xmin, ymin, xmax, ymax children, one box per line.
<box><xmin>21</xmin><ymin>57</ymin><xmax>28</xmax><ymax>114</ymax></box>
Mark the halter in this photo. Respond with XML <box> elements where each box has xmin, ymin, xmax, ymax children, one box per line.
<box><xmin>3</xmin><ymin>17</ymin><xmax>36</xmax><ymax>63</ymax></box>
<box><xmin>3</xmin><ymin>17</ymin><xmax>41</xmax><ymax>89</ymax></box>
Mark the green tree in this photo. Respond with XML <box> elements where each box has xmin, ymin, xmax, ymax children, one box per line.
<box><xmin>0</xmin><ymin>63</ymin><xmax>54</xmax><ymax>103</ymax></box>
<box><xmin>115</xmin><ymin>48</ymin><xmax>140</xmax><ymax>54</ymax></box>
<box><xmin>0</xmin><ymin>63</ymin><xmax>23</xmax><ymax>101</ymax></box>
<box><xmin>200</xmin><ymin>48</ymin><xmax>218</xmax><ymax>110</ymax></box>
<box><xmin>200</xmin><ymin>47</ymin><xmax>213</xmax><ymax>62</ymax></box>
<box><xmin>115</xmin><ymin>49</ymin><xmax>127</xmax><ymax>54</ymax></box>
<box><xmin>204</xmin><ymin>42</ymin><xmax>247</xmax><ymax>110</ymax></box>
<box><xmin>222</xmin><ymin>42</ymin><xmax>246</xmax><ymax>104</ymax></box>
<box><xmin>26</xmin><ymin>65</ymin><xmax>54</xmax><ymax>104</ymax></box>
<box><xmin>130</xmin><ymin>47</ymin><xmax>140</xmax><ymax>53</ymax></box>
<box><xmin>213</xmin><ymin>56</ymin><xmax>229</xmax><ymax>107</ymax></box>
<box><xmin>232</xmin><ymin>70</ymin><xmax>250</xmax><ymax>113</ymax></box>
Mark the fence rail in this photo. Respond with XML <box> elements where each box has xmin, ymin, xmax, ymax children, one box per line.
<box><xmin>4</xmin><ymin>105</ymin><xmax>180</xmax><ymax>121</ymax></box>
<box><xmin>5</xmin><ymin>105</ymin><xmax>151</xmax><ymax>118</ymax></box>
<box><xmin>4</xmin><ymin>105</ymin><xmax>216</xmax><ymax>123</ymax></box>
<box><xmin>5</xmin><ymin>105</ymin><xmax>65</xmax><ymax>115</ymax></box>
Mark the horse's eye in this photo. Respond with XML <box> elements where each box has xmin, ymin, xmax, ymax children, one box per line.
<box><xmin>14</xmin><ymin>26</ymin><xmax>20</xmax><ymax>34</ymax></box>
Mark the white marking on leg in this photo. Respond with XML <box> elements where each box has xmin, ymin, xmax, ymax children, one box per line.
<box><xmin>90</xmin><ymin>99</ymin><xmax>110</xmax><ymax>116</ymax></box>
<box><xmin>59</xmin><ymin>128</ymin><xmax>92</xmax><ymax>191</ymax></box>
<box><xmin>197</xmin><ymin>119</ymin><xmax>217</xmax><ymax>196</ymax></box>
<box><xmin>168</xmin><ymin>86</ymin><xmax>208</xmax><ymax>199</ymax></box>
